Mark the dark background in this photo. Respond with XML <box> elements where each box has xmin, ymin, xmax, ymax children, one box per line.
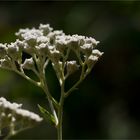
<box><xmin>0</xmin><ymin>1</ymin><xmax>140</xmax><ymax>139</ymax></box>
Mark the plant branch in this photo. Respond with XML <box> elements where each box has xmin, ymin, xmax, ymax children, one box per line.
<box><xmin>41</xmin><ymin>81</ymin><xmax>58</xmax><ymax>126</ymax></box>
<box><xmin>14</xmin><ymin>69</ymin><xmax>41</xmax><ymax>87</ymax></box>
<box><xmin>57</xmin><ymin>60</ymin><xmax>65</xmax><ymax>140</ymax></box>
<box><xmin>38</xmin><ymin>56</ymin><xmax>58</xmax><ymax>126</ymax></box>
<box><xmin>64</xmin><ymin>61</ymin><xmax>86</xmax><ymax>98</ymax></box>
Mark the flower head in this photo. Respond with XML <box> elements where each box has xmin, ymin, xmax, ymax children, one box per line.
<box><xmin>0</xmin><ymin>23</ymin><xmax>103</xmax><ymax>90</ymax></box>
<box><xmin>0</xmin><ymin>97</ymin><xmax>42</xmax><ymax>136</ymax></box>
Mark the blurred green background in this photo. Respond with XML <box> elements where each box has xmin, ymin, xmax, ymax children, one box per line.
<box><xmin>0</xmin><ymin>1</ymin><xmax>140</xmax><ymax>139</ymax></box>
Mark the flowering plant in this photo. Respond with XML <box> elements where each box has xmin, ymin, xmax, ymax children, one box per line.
<box><xmin>0</xmin><ymin>97</ymin><xmax>42</xmax><ymax>139</ymax></box>
<box><xmin>0</xmin><ymin>24</ymin><xmax>103</xmax><ymax>140</ymax></box>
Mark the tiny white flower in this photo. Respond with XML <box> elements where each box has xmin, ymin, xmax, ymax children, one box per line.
<box><xmin>53</xmin><ymin>30</ymin><xmax>64</xmax><ymax>36</ymax></box>
<box><xmin>50</xmin><ymin>49</ymin><xmax>61</xmax><ymax>62</ymax></box>
<box><xmin>65</xmin><ymin>35</ymin><xmax>79</xmax><ymax>50</ymax></box>
<box><xmin>15</xmin><ymin>28</ymin><xmax>30</xmax><ymax>37</ymax></box>
<box><xmin>16</xmin><ymin>109</ymin><xmax>42</xmax><ymax>122</ymax></box>
<box><xmin>39</xmin><ymin>24</ymin><xmax>53</xmax><ymax>35</ymax></box>
<box><xmin>80</xmin><ymin>44</ymin><xmax>93</xmax><ymax>56</ymax></box>
<box><xmin>22</xmin><ymin>58</ymin><xmax>35</xmax><ymax>70</ymax></box>
<box><xmin>7</xmin><ymin>43</ymin><xmax>19</xmax><ymax>53</ymax></box>
<box><xmin>0</xmin><ymin>97</ymin><xmax>22</xmax><ymax>111</ymax></box>
<box><xmin>55</xmin><ymin>39</ymin><xmax>67</xmax><ymax>52</ymax></box>
<box><xmin>85</xmin><ymin>37</ymin><xmax>99</xmax><ymax>46</ymax></box>
<box><xmin>48</xmin><ymin>45</ymin><xmax>55</xmax><ymax>50</ymax></box>
<box><xmin>89</xmin><ymin>55</ymin><xmax>99</xmax><ymax>61</ymax></box>
<box><xmin>23</xmin><ymin>28</ymin><xmax>43</xmax><ymax>39</ymax></box>
<box><xmin>0</xmin><ymin>97</ymin><xmax>7</xmax><ymax>102</ymax></box>
<box><xmin>66</xmin><ymin>60</ymin><xmax>79</xmax><ymax>75</ymax></box>
<box><xmin>92</xmin><ymin>49</ymin><xmax>103</xmax><ymax>56</ymax></box>
<box><xmin>37</xmin><ymin>36</ymin><xmax>49</xmax><ymax>43</ymax></box>
<box><xmin>0</xmin><ymin>58</ymin><xmax>11</xmax><ymax>69</ymax></box>
<box><xmin>86</xmin><ymin>55</ymin><xmax>99</xmax><ymax>69</ymax></box>
<box><xmin>37</xmin><ymin>43</ymin><xmax>49</xmax><ymax>55</ymax></box>
<box><xmin>15</xmin><ymin>39</ymin><xmax>24</xmax><ymax>49</ymax></box>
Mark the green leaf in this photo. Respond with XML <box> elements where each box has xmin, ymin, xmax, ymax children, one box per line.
<box><xmin>38</xmin><ymin>104</ymin><xmax>56</xmax><ymax>125</ymax></box>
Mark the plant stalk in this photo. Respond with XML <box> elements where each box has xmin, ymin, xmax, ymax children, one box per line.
<box><xmin>57</xmin><ymin>65</ymin><xmax>65</xmax><ymax>140</ymax></box>
<box><xmin>57</xmin><ymin>102</ymin><xmax>63</xmax><ymax>140</ymax></box>
<box><xmin>41</xmin><ymin>73</ymin><xmax>58</xmax><ymax>125</ymax></box>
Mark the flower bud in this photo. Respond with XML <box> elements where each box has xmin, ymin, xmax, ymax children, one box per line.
<box><xmin>22</xmin><ymin>58</ymin><xmax>35</xmax><ymax>70</ymax></box>
<box><xmin>15</xmin><ymin>28</ymin><xmax>29</xmax><ymax>39</ymax></box>
<box><xmin>54</xmin><ymin>30</ymin><xmax>64</xmax><ymax>36</ymax></box>
<box><xmin>86</xmin><ymin>55</ymin><xmax>99</xmax><ymax>69</ymax></box>
<box><xmin>7</xmin><ymin>43</ymin><xmax>20</xmax><ymax>60</ymax></box>
<box><xmin>55</xmin><ymin>40</ymin><xmax>66</xmax><ymax>53</ymax></box>
<box><xmin>50</xmin><ymin>50</ymin><xmax>61</xmax><ymax>62</ymax></box>
<box><xmin>0</xmin><ymin>58</ymin><xmax>11</xmax><ymax>70</ymax></box>
<box><xmin>47</xmin><ymin>32</ymin><xmax>56</xmax><ymax>45</ymax></box>
<box><xmin>16</xmin><ymin>39</ymin><xmax>24</xmax><ymax>50</ymax></box>
<box><xmin>86</xmin><ymin>49</ymin><xmax>103</xmax><ymax>70</ymax></box>
<box><xmin>85</xmin><ymin>37</ymin><xmax>99</xmax><ymax>46</ymax></box>
<box><xmin>39</xmin><ymin>24</ymin><xmax>53</xmax><ymax>35</ymax></box>
<box><xmin>92</xmin><ymin>49</ymin><xmax>103</xmax><ymax>57</ymax></box>
<box><xmin>23</xmin><ymin>44</ymin><xmax>35</xmax><ymax>54</ymax></box>
<box><xmin>73</xmin><ymin>35</ymin><xmax>85</xmax><ymax>46</ymax></box>
<box><xmin>37</xmin><ymin>43</ymin><xmax>49</xmax><ymax>56</ymax></box>
<box><xmin>37</xmin><ymin>36</ymin><xmax>49</xmax><ymax>44</ymax></box>
<box><xmin>66</xmin><ymin>60</ymin><xmax>79</xmax><ymax>75</ymax></box>
<box><xmin>25</xmin><ymin>35</ymin><xmax>37</xmax><ymax>47</ymax></box>
<box><xmin>67</xmin><ymin>36</ymin><xmax>79</xmax><ymax>51</ymax></box>
<box><xmin>20</xmin><ymin>28</ymin><xmax>42</xmax><ymax>47</ymax></box>
<box><xmin>80</xmin><ymin>44</ymin><xmax>93</xmax><ymax>56</ymax></box>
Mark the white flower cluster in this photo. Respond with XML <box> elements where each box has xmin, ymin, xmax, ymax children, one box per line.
<box><xmin>0</xmin><ymin>24</ymin><xmax>103</xmax><ymax>84</ymax></box>
<box><xmin>0</xmin><ymin>24</ymin><xmax>103</xmax><ymax>138</ymax></box>
<box><xmin>0</xmin><ymin>97</ymin><xmax>42</xmax><ymax>135</ymax></box>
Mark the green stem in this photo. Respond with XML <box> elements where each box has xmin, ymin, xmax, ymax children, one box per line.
<box><xmin>42</xmin><ymin>81</ymin><xmax>58</xmax><ymax>125</ymax></box>
<box><xmin>65</xmin><ymin>62</ymin><xmax>86</xmax><ymax>98</ymax></box>
<box><xmin>14</xmin><ymin>69</ymin><xmax>41</xmax><ymax>87</ymax></box>
<box><xmin>57</xmin><ymin>102</ymin><xmax>63</xmax><ymax>140</ymax></box>
<box><xmin>35</xmin><ymin>55</ymin><xmax>58</xmax><ymax>125</ymax></box>
<box><xmin>57</xmin><ymin>61</ymin><xmax>65</xmax><ymax>140</ymax></box>
<box><xmin>65</xmin><ymin>79</ymin><xmax>82</xmax><ymax>98</ymax></box>
<box><xmin>40</xmin><ymin>66</ymin><xmax>58</xmax><ymax>125</ymax></box>
<box><xmin>57</xmin><ymin>86</ymin><xmax>64</xmax><ymax>140</ymax></box>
